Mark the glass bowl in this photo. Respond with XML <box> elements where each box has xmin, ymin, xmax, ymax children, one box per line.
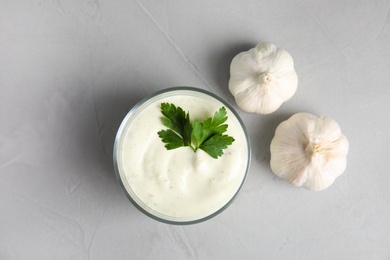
<box><xmin>113</xmin><ymin>87</ymin><xmax>251</xmax><ymax>225</ymax></box>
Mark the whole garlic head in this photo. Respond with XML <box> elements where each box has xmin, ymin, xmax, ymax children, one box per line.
<box><xmin>270</xmin><ymin>113</ymin><xmax>349</xmax><ymax>191</ymax></box>
<box><xmin>229</xmin><ymin>42</ymin><xmax>298</xmax><ymax>114</ymax></box>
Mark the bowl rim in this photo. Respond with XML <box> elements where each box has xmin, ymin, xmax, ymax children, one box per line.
<box><xmin>113</xmin><ymin>86</ymin><xmax>251</xmax><ymax>225</ymax></box>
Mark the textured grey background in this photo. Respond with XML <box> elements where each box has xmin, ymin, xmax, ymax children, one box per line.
<box><xmin>1</xmin><ymin>0</ymin><xmax>390</xmax><ymax>259</ymax></box>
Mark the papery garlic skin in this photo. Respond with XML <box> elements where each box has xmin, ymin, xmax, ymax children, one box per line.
<box><xmin>270</xmin><ymin>113</ymin><xmax>349</xmax><ymax>191</ymax></box>
<box><xmin>229</xmin><ymin>42</ymin><xmax>298</xmax><ymax>114</ymax></box>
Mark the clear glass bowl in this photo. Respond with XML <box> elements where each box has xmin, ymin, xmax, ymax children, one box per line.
<box><xmin>113</xmin><ymin>87</ymin><xmax>251</xmax><ymax>225</ymax></box>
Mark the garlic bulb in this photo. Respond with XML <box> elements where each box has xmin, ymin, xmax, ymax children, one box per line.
<box><xmin>229</xmin><ymin>42</ymin><xmax>298</xmax><ymax>114</ymax></box>
<box><xmin>270</xmin><ymin>113</ymin><xmax>349</xmax><ymax>191</ymax></box>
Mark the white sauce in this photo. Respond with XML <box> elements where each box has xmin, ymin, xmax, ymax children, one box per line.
<box><xmin>117</xmin><ymin>92</ymin><xmax>249</xmax><ymax>221</ymax></box>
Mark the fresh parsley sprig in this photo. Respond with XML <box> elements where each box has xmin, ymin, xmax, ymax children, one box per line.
<box><xmin>157</xmin><ymin>103</ymin><xmax>234</xmax><ymax>159</ymax></box>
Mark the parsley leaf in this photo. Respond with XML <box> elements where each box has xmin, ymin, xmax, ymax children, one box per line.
<box><xmin>160</xmin><ymin>103</ymin><xmax>192</xmax><ymax>147</ymax></box>
<box><xmin>199</xmin><ymin>134</ymin><xmax>235</xmax><ymax>159</ymax></box>
<box><xmin>192</xmin><ymin>107</ymin><xmax>229</xmax><ymax>148</ymax></box>
<box><xmin>157</xmin><ymin>129</ymin><xmax>184</xmax><ymax>149</ymax></box>
<box><xmin>157</xmin><ymin>103</ymin><xmax>235</xmax><ymax>158</ymax></box>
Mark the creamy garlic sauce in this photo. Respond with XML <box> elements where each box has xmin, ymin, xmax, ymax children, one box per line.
<box><xmin>118</xmin><ymin>93</ymin><xmax>249</xmax><ymax>221</ymax></box>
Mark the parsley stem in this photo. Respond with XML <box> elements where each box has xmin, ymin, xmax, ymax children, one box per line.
<box><xmin>189</xmin><ymin>145</ymin><xmax>197</xmax><ymax>152</ymax></box>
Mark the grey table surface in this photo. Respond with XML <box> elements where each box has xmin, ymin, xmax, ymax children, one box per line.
<box><xmin>1</xmin><ymin>0</ymin><xmax>390</xmax><ymax>259</ymax></box>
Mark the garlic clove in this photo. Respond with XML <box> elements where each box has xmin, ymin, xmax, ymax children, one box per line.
<box><xmin>234</xmin><ymin>83</ymin><xmax>285</xmax><ymax>114</ymax></box>
<box><xmin>270</xmin><ymin>113</ymin><xmax>349</xmax><ymax>191</ymax></box>
<box><xmin>229</xmin><ymin>42</ymin><xmax>298</xmax><ymax>114</ymax></box>
<box><xmin>303</xmin><ymin>162</ymin><xmax>335</xmax><ymax>191</ymax></box>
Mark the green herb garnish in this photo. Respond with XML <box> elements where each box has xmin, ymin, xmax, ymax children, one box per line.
<box><xmin>157</xmin><ymin>103</ymin><xmax>235</xmax><ymax>159</ymax></box>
